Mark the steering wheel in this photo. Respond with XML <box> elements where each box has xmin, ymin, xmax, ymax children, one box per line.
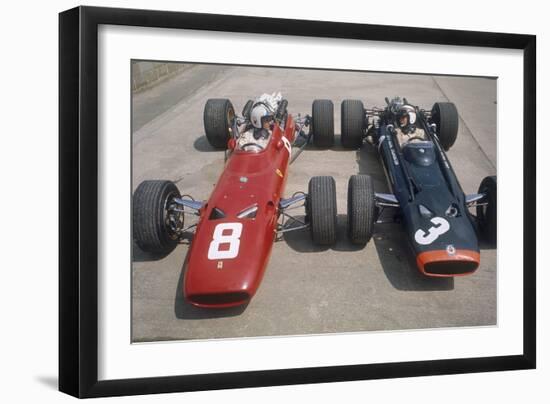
<box><xmin>241</xmin><ymin>143</ymin><xmax>264</xmax><ymax>152</ymax></box>
<box><xmin>407</xmin><ymin>136</ymin><xmax>426</xmax><ymax>142</ymax></box>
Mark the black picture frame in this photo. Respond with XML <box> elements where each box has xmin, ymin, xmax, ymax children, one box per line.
<box><xmin>59</xmin><ymin>5</ymin><xmax>536</xmax><ymax>398</ymax></box>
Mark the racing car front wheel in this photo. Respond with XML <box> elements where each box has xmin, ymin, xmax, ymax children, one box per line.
<box><xmin>307</xmin><ymin>176</ymin><xmax>337</xmax><ymax>245</ymax></box>
<box><xmin>204</xmin><ymin>98</ymin><xmax>235</xmax><ymax>149</ymax></box>
<box><xmin>431</xmin><ymin>102</ymin><xmax>459</xmax><ymax>151</ymax></box>
<box><xmin>477</xmin><ymin>175</ymin><xmax>497</xmax><ymax>246</ymax></box>
<box><xmin>347</xmin><ymin>175</ymin><xmax>376</xmax><ymax>245</ymax></box>
<box><xmin>133</xmin><ymin>180</ymin><xmax>183</xmax><ymax>254</ymax></box>
<box><xmin>341</xmin><ymin>99</ymin><xmax>365</xmax><ymax>149</ymax></box>
<box><xmin>311</xmin><ymin>100</ymin><xmax>335</xmax><ymax>148</ymax></box>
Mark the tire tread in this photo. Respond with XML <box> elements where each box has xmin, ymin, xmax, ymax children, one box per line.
<box><xmin>133</xmin><ymin>180</ymin><xmax>180</xmax><ymax>254</ymax></box>
<box><xmin>312</xmin><ymin>100</ymin><xmax>335</xmax><ymax>148</ymax></box>
<box><xmin>204</xmin><ymin>98</ymin><xmax>234</xmax><ymax>149</ymax></box>
<box><xmin>347</xmin><ymin>175</ymin><xmax>375</xmax><ymax>244</ymax></box>
<box><xmin>477</xmin><ymin>175</ymin><xmax>497</xmax><ymax>245</ymax></box>
<box><xmin>341</xmin><ymin>99</ymin><xmax>365</xmax><ymax>149</ymax></box>
<box><xmin>308</xmin><ymin>176</ymin><xmax>337</xmax><ymax>245</ymax></box>
<box><xmin>432</xmin><ymin>102</ymin><xmax>459</xmax><ymax>151</ymax></box>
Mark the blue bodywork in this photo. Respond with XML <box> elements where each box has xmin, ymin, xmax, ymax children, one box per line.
<box><xmin>375</xmin><ymin>115</ymin><xmax>479</xmax><ymax>268</ymax></box>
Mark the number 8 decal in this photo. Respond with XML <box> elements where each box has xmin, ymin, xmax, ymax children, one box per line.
<box><xmin>281</xmin><ymin>136</ymin><xmax>292</xmax><ymax>155</ymax></box>
<box><xmin>207</xmin><ymin>222</ymin><xmax>243</xmax><ymax>260</ymax></box>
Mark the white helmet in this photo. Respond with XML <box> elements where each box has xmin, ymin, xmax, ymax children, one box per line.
<box><xmin>398</xmin><ymin>105</ymin><xmax>417</xmax><ymax>127</ymax></box>
<box><xmin>250</xmin><ymin>104</ymin><xmax>272</xmax><ymax>129</ymax></box>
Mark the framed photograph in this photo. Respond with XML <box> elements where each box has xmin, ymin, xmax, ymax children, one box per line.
<box><xmin>59</xmin><ymin>6</ymin><xmax>536</xmax><ymax>398</ymax></box>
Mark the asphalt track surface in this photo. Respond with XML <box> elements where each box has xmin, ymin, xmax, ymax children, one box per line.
<box><xmin>131</xmin><ymin>64</ymin><xmax>497</xmax><ymax>342</ymax></box>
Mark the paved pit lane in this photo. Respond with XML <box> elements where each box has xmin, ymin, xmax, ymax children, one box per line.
<box><xmin>131</xmin><ymin>64</ymin><xmax>497</xmax><ymax>341</ymax></box>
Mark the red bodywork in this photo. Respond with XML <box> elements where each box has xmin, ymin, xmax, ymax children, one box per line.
<box><xmin>184</xmin><ymin>116</ymin><xmax>296</xmax><ymax>307</ymax></box>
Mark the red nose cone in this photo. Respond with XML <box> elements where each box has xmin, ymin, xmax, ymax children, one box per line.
<box><xmin>186</xmin><ymin>287</ymin><xmax>251</xmax><ymax>308</ymax></box>
<box><xmin>184</xmin><ymin>258</ymin><xmax>263</xmax><ymax>308</ymax></box>
<box><xmin>417</xmin><ymin>249</ymin><xmax>480</xmax><ymax>277</ymax></box>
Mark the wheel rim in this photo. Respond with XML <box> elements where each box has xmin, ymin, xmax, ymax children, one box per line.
<box><xmin>163</xmin><ymin>191</ymin><xmax>183</xmax><ymax>240</ymax></box>
<box><xmin>226</xmin><ymin>106</ymin><xmax>235</xmax><ymax>128</ymax></box>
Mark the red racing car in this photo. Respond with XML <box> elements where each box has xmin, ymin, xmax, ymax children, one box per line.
<box><xmin>133</xmin><ymin>93</ymin><xmax>337</xmax><ymax>307</ymax></box>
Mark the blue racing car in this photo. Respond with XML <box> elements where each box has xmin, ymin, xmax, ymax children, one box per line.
<box><xmin>340</xmin><ymin>97</ymin><xmax>496</xmax><ymax>277</ymax></box>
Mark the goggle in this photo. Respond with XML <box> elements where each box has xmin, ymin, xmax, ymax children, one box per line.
<box><xmin>260</xmin><ymin>115</ymin><xmax>274</xmax><ymax>125</ymax></box>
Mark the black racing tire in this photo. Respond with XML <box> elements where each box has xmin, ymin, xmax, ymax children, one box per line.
<box><xmin>311</xmin><ymin>99</ymin><xmax>335</xmax><ymax>148</ymax></box>
<box><xmin>341</xmin><ymin>99</ymin><xmax>366</xmax><ymax>149</ymax></box>
<box><xmin>242</xmin><ymin>99</ymin><xmax>253</xmax><ymax>119</ymax></box>
<box><xmin>431</xmin><ymin>102</ymin><xmax>459</xmax><ymax>151</ymax></box>
<box><xmin>307</xmin><ymin>176</ymin><xmax>337</xmax><ymax>245</ymax></box>
<box><xmin>347</xmin><ymin>175</ymin><xmax>376</xmax><ymax>245</ymax></box>
<box><xmin>477</xmin><ymin>175</ymin><xmax>497</xmax><ymax>246</ymax></box>
<box><xmin>133</xmin><ymin>180</ymin><xmax>182</xmax><ymax>254</ymax></box>
<box><xmin>203</xmin><ymin>98</ymin><xmax>235</xmax><ymax>149</ymax></box>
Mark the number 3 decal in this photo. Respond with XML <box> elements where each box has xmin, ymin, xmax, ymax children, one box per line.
<box><xmin>414</xmin><ymin>217</ymin><xmax>450</xmax><ymax>245</ymax></box>
<box><xmin>207</xmin><ymin>223</ymin><xmax>243</xmax><ymax>260</ymax></box>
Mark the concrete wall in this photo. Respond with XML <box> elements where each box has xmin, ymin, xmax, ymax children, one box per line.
<box><xmin>132</xmin><ymin>61</ymin><xmax>187</xmax><ymax>92</ymax></box>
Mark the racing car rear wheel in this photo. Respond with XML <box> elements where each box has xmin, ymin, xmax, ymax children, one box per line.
<box><xmin>242</xmin><ymin>99</ymin><xmax>253</xmax><ymax>119</ymax></box>
<box><xmin>431</xmin><ymin>102</ymin><xmax>459</xmax><ymax>151</ymax></box>
<box><xmin>477</xmin><ymin>175</ymin><xmax>497</xmax><ymax>246</ymax></box>
<box><xmin>133</xmin><ymin>180</ymin><xmax>183</xmax><ymax>254</ymax></box>
<box><xmin>341</xmin><ymin>99</ymin><xmax>366</xmax><ymax>149</ymax></box>
<box><xmin>204</xmin><ymin>98</ymin><xmax>235</xmax><ymax>149</ymax></box>
<box><xmin>311</xmin><ymin>99</ymin><xmax>335</xmax><ymax>148</ymax></box>
<box><xmin>347</xmin><ymin>175</ymin><xmax>376</xmax><ymax>244</ymax></box>
<box><xmin>307</xmin><ymin>176</ymin><xmax>337</xmax><ymax>245</ymax></box>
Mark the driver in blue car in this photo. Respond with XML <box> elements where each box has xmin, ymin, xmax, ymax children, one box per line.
<box><xmin>395</xmin><ymin>104</ymin><xmax>427</xmax><ymax>147</ymax></box>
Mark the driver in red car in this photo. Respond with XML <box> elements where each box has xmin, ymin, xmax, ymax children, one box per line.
<box><xmin>395</xmin><ymin>104</ymin><xmax>427</xmax><ymax>147</ymax></box>
<box><xmin>237</xmin><ymin>103</ymin><xmax>274</xmax><ymax>151</ymax></box>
